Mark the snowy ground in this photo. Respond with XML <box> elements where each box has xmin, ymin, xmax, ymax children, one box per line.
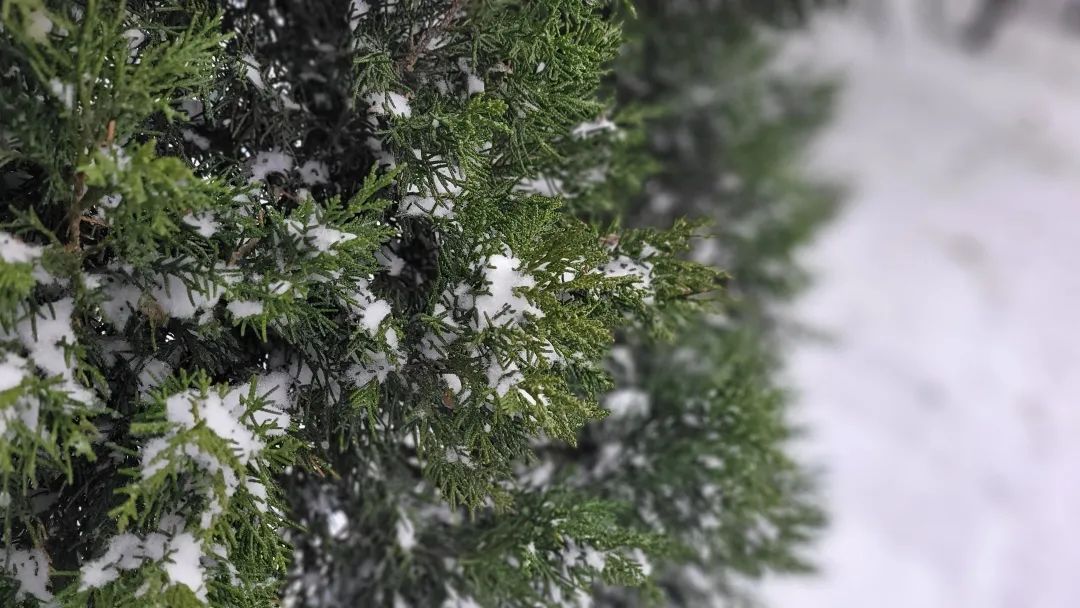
<box><xmin>764</xmin><ymin>7</ymin><xmax>1080</xmax><ymax>608</ymax></box>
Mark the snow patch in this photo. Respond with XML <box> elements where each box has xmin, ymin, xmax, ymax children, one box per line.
<box><xmin>0</xmin><ymin>232</ymin><xmax>43</xmax><ymax>264</ymax></box>
<box><xmin>327</xmin><ymin>510</ymin><xmax>348</xmax><ymax>538</ymax></box>
<box><xmin>600</xmin><ymin>255</ymin><xmax>654</xmax><ymax>303</ymax></box>
<box><xmin>79</xmin><ymin>517</ymin><xmax>207</xmax><ymax>601</ymax></box>
<box><xmin>227</xmin><ymin>300</ymin><xmax>263</xmax><ymax>319</ymax></box>
<box><xmin>441</xmin><ymin>373</ymin><xmax>462</xmax><ymax>394</ymax></box>
<box><xmin>181</xmin><ymin>129</ymin><xmax>210</xmax><ymax>150</ymax></box>
<box><xmin>486</xmin><ymin>357</ymin><xmax>523</xmax><ymax>398</ymax></box>
<box><xmin>572</xmin><ymin>117</ymin><xmax>617</xmax><ymax>139</ymax></box>
<box><xmin>1</xmin><ymin>548</ymin><xmax>52</xmax><ymax>602</ymax></box>
<box><xmin>10</xmin><ymin>298</ymin><xmax>90</xmax><ymax>404</ymax></box>
<box><xmin>298</xmin><ymin>160</ymin><xmax>329</xmax><ymax>185</ymax></box>
<box><xmin>249</xmin><ymin>151</ymin><xmax>293</xmax><ymax>182</ymax></box>
<box><xmin>400</xmin><ymin>158</ymin><xmax>463</xmax><ymax>219</ymax></box>
<box><xmin>396</xmin><ymin>510</ymin><xmax>417</xmax><ymax>551</ymax></box>
<box><xmin>182</xmin><ymin>211</ymin><xmax>219</xmax><ymax>238</ymax></box>
<box><xmin>366</xmin><ymin>91</ymin><xmax>412</xmax><ymax>118</ymax></box>
<box><xmin>25</xmin><ymin>10</ymin><xmax>53</xmax><ymax>42</ymax></box>
<box><xmin>602</xmin><ymin>388</ymin><xmax>650</xmax><ymax>419</ymax></box>
<box><xmin>473</xmin><ymin>254</ymin><xmax>543</xmax><ymax>330</ymax></box>
<box><xmin>242</xmin><ymin>54</ymin><xmax>265</xmax><ymax>89</ymax></box>
<box><xmin>165</xmin><ymin>388</ymin><xmax>262</xmax><ymax>464</ymax></box>
<box><xmin>286</xmin><ymin>215</ymin><xmax>357</xmax><ymax>254</ymax></box>
<box><xmin>375</xmin><ymin>246</ymin><xmax>406</xmax><ymax>276</ymax></box>
<box><xmin>515</xmin><ymin>175</ymin><xmax>565</xmax><ymax>197</ymax></box>
<box><xmin>346</xmin><ymin>279</ymin><xmax>393</xmax><ymax>336</ymax></box>
<box><xmin>47</xmin><ymin>78</ymin><xmax>74</xmax><ymax>110</ymax></box>
<box><xmin>458</xmin><ymin>58</ymin><xmax>485</xmax><ymax>96</ymax></box>
<box><xmin>348</xmin><ymin>0</ymin><xmax>371</xmax><ymax>29</ymax></box>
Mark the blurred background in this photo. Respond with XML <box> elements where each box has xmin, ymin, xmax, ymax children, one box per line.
<box><xmin>763</xmin><ymin>2</ymin><xmax>1080</xmax><ymax>607</ymax></box>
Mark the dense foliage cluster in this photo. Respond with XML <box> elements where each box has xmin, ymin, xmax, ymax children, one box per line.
<box><xmin>0</xmin><ymin>1</ymin><xmax>833</xmax><ymax>606</ymax></box>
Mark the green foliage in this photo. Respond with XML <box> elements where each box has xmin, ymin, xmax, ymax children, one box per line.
<box><xmin>554</xmin><ymin>1</ymin><xmax>840</xmax><ymax>605</ymax></box>
<box><xmin>617</xmin><ymin>0</ymin><xmax>841</xmax><ymax>309</ymax></box>
<box><xmin>0</xmin><ymin>0</ymin><xmax>832</xmax><ymax>606</ymax></box>
<box><xmin>578</xmin><ymin>327</ymin><xmax>825</xmax><ymax>606</ymax></box>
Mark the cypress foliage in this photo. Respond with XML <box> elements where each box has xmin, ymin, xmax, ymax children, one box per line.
<box><xmin>0</xmin><ymin>1</ymin><xmax>832</xmax><ymax>607</ymax></box>
<box><xmin>521</xmin><ymin>1</ymin><xmax>839</xmax><ymax>605</ymax></box>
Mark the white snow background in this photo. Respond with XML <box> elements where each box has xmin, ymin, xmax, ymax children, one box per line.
<box><xmin>763</xmin><ymin>4</ymin><xmax>1080</xmax><ymax>608</ymax></box>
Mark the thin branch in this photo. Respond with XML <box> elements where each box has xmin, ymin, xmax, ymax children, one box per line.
<box><xmin>65</xmin><ymin>172</ymin><xmax>87</xmax><ymax>252</ymax></box>
<box><xmin>229</xmin><ymin>237</ymin><xmax>262</xmax><ymax>266</ymax></box>
<box><xmin>229</xmin><ymin>209</ymin><xmax>265</xmax><ymax>266</ymax></box>
<box><xmin>397</xmin><ymin>0</ymin><xmax>466</xmax><ymax>75</ymax></box>
<box><xmin>80</xmin><ymin>215</ymin><xmax>109</xmax><ymax>228</ymax></box>
<box><xmin>66</xmin><ymin>120</ymin><xmax>116</xmax><ymax>251</ymax></box>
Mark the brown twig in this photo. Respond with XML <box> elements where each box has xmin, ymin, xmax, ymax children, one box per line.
<box><xmin>65</xmin><ymin>172</ymin><xmax>87</xmax><ymax>252</ymax></box>
<box><xmin>228</xmin><ymin>209</ymin><xmax>265</xmax><ymax>266</ymax></box>
<box><xmin>397</xmin><ymin>0</ymin><xmax>466</xmax><ymax>75</ymax></box>
<box><xmin>228</xmin><ymin>237</ymin><xmax>261</xmax><ymax>266</ymax></box>
<box><xmin>65</xmin><ymin>120</ymin><xmax>117</xmax><ymax>251</ymax></box>
<box><xmin>80</xmin><ymin>215</ymin><xmax>109</xmax><ymax>228</ymax></box>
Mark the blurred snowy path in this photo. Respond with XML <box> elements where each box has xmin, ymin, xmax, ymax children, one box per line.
<box><xmin>764</xmin><ymin>10</ymin><xmax>1080</xmax><ymax>608</ymax></box>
